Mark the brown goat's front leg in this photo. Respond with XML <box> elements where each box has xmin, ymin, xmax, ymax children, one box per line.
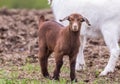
<box><xmin>53</xmin><ymin>53</ymin><xmax>64</xmax><ymax>80</ymax></box>
<box><xmin>69</xmin><ymin>56</ymin><xmax>77</xmax><ymax>82</ymax></box>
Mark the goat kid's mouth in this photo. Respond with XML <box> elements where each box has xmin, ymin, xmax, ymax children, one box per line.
<box><xmin>71</xmin><ymin>22</ymin><xmax>80</xmax><ymax>32</ymax></box>
<box><xmin>71</xmin><ymin>26</ymin><xmax>79</xmax><ymax>32</ymax></box>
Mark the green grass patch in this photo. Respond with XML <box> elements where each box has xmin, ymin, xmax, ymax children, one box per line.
<box><xmin>21</xmin><ymin>63</ymin><xmax>40</xmax><ymax>72</ymax></box>
<box><xmin>0</xmin><ymin>78</ymin><xmax>40</xmax><ymax>84</ymax></box>
<box><xmin>61</xmin><ymin>65</ymin><xmax>70</xmax><ymax>74</ymax></box>
<box><xmin>0</xmin><ymin>0</ymin><xmax>50</xmax><ymax>9</ymax></box>
<box><xmin>1</xmin><ymin>62</ymin><xmax>120</xmax><ymax>84</ymax></box>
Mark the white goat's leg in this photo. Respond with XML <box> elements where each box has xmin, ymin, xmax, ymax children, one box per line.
<box><xmin>75</xmin><ymin>36</ymin><xmax>86</xmax><ymax>71</ymax></box>
<box><xmin>100</xmin><ymin>42</ymin><xmax>120</xmax><ymax>76</ymax></box>
<box><xmin>100</xmin><ymin>23</ymin><xmax>120</xmax><ymax>76</ymax></box>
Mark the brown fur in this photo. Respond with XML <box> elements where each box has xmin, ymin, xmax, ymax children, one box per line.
<box><xmin>38</xmin><ymin>14</ymin><xmax>87</xmax><ymax>81</ymax></box>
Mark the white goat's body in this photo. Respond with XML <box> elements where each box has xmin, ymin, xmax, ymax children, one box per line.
<box><xmin>50</xmin><ymin>0</ymin><xmax>120</xmax><ymax>76</ymax></box>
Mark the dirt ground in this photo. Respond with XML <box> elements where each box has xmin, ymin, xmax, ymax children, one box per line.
<box><xmin>0</xmin><ymin>8</ymin><xmax>120</xmax><ymax>84</ymax></box>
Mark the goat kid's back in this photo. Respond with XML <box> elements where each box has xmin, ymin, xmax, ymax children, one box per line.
<box><xmin>39</xmin><ymin>15</ymin><xmax>62</xmax><ymax>51</ymax></box>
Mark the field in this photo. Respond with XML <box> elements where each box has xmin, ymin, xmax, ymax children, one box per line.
<box><xmin>0</xmin><ymin>8</ymin><xmax>120</xmax><ymax>84</ymax></box>
<box><xmin>0</xmin><ymin>0</ymin><xmax>49</xmax><ymax>9</ymax></box>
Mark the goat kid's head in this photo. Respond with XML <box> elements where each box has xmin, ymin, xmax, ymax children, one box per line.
<box><xmin>60</xmin><ymin>13</ymin><xmax>91</xmax><ymax>32</ymax></box>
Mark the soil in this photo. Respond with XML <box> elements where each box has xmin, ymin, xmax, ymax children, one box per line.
<box><xmin>0</xmin><ymin>8</ymin><xmax>120</xmax><ymax>83</ymax></box>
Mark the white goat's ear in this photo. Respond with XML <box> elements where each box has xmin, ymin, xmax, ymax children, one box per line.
<box><xmin>83</xmin><ymin>17</ymin><xmax>91</xmax><ymax>26</ymax></box>
<box><xmin>48</xmin><ymin>0</ymin><xmax>52</xmax><ymax>5</ymax></box>
<box><xmin>59</xmin><ymin>16</ymin><xmax>69</xmax><ymax>22</ymax></box>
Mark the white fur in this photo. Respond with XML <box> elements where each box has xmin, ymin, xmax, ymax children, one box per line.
<box><xmin>49</xmin><ymin>0</ymin><xmax>120</xmax><ymax>76</ymax></box>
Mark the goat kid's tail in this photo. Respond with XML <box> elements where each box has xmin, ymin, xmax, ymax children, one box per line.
<box><xmin>39</xmin><ymin>15</ymin><xmax>45</xmax><ymax>24</ymax></box>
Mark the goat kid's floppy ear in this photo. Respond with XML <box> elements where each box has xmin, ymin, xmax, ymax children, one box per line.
<box><xmin>82</xmin><ymin>17</ymin><xmax>91</xmax><ymax>26</ymax></box>
<box><xmin>59</xmin><ymin>16</ymin><xmax>69</xmax><ymax>22</ymax></box>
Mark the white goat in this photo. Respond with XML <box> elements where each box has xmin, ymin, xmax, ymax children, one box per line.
<box><xmin>48</xmin><ymin>0</ymin><xmax>120</xmax><ymax>76</ymax></box>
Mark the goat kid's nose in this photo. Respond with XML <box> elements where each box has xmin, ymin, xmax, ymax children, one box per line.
<box><xmin>72</xmin><ymin>23</ymin><xmax>79</xmax><ymax>31</ymax></box>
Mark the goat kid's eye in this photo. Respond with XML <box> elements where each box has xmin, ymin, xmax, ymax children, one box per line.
<box><xmin>77</xmin><ymin>19</ymin><xmax>80</xmax><ymax>21</ymax></box>
<box><xmin>70</xmin><ymin>18</ymin><xmax>74</xmax><ymax>21</ymax></box>
<box><xmin>80</xmin><ymin>18</ymin><xmax>85</xmax><ymax>22</ymax></box>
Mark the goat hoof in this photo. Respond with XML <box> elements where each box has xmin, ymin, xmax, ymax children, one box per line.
<box><xmin>44</xmin><ymin>75</ymin><xmax>52</xmax><ymax>79</ymax></box>
<box><xmin>71</xmin><ymin>78</ymin><xmax>77</xmax><ymax>82</ymax></box>
<box><xmin>99</xmin><ymin>68</ymin><xmax>114</xmax><ymax>76</ymax></box>
<box><xmin>75</xmin><ymin>63</ymin><xmax>86</xmax><ymax>72</ymax></box>
<box><xmin>99</xmin><ymin>71</ymin><xmax>108</xmax><ymax>76</ymax></box>
<box><xmin>52</xmin><ymin>76</ymin><xmax>59</xmax><ymax>81</ymax></box>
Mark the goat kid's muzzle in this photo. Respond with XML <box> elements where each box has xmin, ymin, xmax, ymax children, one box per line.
<box><xmin>71</xmin><ymin>22</ymin><xmax>79</xmax><ymax>31</ymax></box>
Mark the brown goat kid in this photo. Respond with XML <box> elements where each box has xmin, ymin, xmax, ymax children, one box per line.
<box><xmin>38</xmin><ymin>13</ymin><xmax>90</xmax><ymax>81</ymax></box>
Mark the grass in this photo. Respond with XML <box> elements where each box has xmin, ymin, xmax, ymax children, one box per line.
<box><xmin>0</xmin><ymin>61</ymin><xmax>83</xmax><ymax>84</ymax></box>
<box><xmin>1</xmin><ymin>62</ymin><xmax>120</xmax><ymax>84</ymax></box>
<box><xmin>0</xmin><ymin>57</ymin><xmax>120</xmax><ymax>84</ymax></box>
<box><xmin>0</xmin><ymin>62</ymin><xmax>73</xmax><ymax>84</ymax></box>
<box><xmin>0</xmin><ymin>79</ymin><xmax>40</xmax><ymax>84</ymax></box>
<box><xmin>0</xmin><ymin>0</ymin><xmax>50</xmax><ymax>9</ymax></box>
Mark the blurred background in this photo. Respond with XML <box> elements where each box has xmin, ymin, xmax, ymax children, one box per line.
<box><xmin>0</xmin><ymin>0</ymin><xmax>50</xmax><ymax>9</ymax></box>
<box><xmin>0</xmin><ymin>0</ymin><xmax>120</xmax><ymax>84</ymax></box>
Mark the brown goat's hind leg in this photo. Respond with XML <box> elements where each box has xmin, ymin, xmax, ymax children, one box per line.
<box><xmin>39</xmin><ymin>47</ymin><xmax>51</xmax><ymax>79</ymax></box>
<box><xmin>53</xmin><ymin>53</ymin><xmax>63</xmax><ymax>80</ymax></box>
<box><xmin>69</xmin><ymin>56</ymin><xmax>77</xmax><ymax>82</ymax></box>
